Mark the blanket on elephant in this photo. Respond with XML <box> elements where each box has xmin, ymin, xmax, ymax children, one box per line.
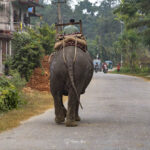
<box><xmin>54</xmin><ymin>34</ymin><xmax>87</xmax><ymax>51</ymax></box>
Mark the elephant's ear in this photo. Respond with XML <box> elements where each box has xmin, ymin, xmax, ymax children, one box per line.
<box><xmin>49</xmin><ymin>52</ymin><xmax>55</xmax><ymax>64</ymax></box>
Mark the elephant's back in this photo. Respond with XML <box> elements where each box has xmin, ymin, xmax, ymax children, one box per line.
<box><xmin>50</xmin><ymin>46</ymin><xmax>93</xmax><ymax>74</ymax></box>
<box><xmin>50</xmin><ymin>46</ymin><xmax>93</xmax><ymax>94</ymax></box>
<box><xmin>65</xmin><ymin>46</ymin><xmax>93</xmax><ymax>84</ymax></box>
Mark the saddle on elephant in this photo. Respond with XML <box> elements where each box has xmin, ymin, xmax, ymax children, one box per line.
<box><xmin>54</xmin><ymin>20</ymin><xmax>87</xmax><ymax>52</ymax></box>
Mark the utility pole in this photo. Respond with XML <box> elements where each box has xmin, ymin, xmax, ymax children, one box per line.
<box><xmin>52</xmin><ymin>0</ymin><xmax>66</xmax><ymax>31</ymax></box>
<box><xmin>120</xmin><ymin>20</ymin><xmax>124</xmax><ymax>67</ymax></box>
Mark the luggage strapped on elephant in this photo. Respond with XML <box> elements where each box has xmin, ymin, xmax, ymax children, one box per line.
<box><xmin>54</xmin><ymin>34</ymin><xmax>87</xmax><ymax>51</ymax></box>
<box><xmin>54</xmin><ymin>20</ymin><xmax>87</xmax><ymax>52</ymax></box>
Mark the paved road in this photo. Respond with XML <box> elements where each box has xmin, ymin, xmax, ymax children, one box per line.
<box><xmin>0</xmin><ymin>73</ymin><xmax>150</xmax><ymax>150</ymax></box>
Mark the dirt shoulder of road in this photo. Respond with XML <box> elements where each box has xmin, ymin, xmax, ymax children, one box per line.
<box><xmin>0</xmin><ymin>89</ymin><xmax>67</xmax><ymax>133</ymax></box>
<box><xmin>109</xmin><ymin>70</ymin><xmax>150</xmax><ymax>82</ymax></box>
<box><xmin>0</xmin><ymin>56</ymin><xmax>54</xmax><ymax>133</ymax></box>
<box><xmin>0</xmin><ymin>89</ymin><xmax>53</xmax><ymax>133</ymax></box>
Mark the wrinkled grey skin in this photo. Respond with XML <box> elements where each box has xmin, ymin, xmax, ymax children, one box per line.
<box><xmin>50</xmin><ymin>46</ymin><xmax>93</xmax><ymax>127</ymax></box>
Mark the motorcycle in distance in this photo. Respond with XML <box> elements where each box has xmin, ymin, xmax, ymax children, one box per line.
<box><xmin>102</xmin><ymin>62</ymin><xmax>108</xmax><ymax>73</ymax></box>
<box><xmin>94</xmin><ymin>63</ymin><xmax>99</xmax><ymax>73</ymax></box>
<box><xmin>93</xmin><ymin>59</ymin><xmax>101</xmax><ymax>73</ymax></box>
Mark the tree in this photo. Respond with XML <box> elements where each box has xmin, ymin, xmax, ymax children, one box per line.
<box><xmin>11</xmin><ymin>32</ymin><xmax>44</xmax><ymax>81</ymax></box>
<box><xmin>94</xmin><ymin>0</ymin><xmax>121</xmax><ymax>61</ymax></box>
<box><xmin>33</xmin><ymin>0</ymin><xmax>122</xmax><ymax>61</ymax></box>
<box><xmin>38</xmin><ymin>24</ymin><xmax>56</xmax><ymax>55</ymax></box>
<box><xmin>113</xmin><ymin>29</ymin><xmax>142</xmax><ymax>70</ymax></box>
<box><xmin>115</xmin><ymin>0</ymin><xmax>150</xmax><ymax>46</ymax></box>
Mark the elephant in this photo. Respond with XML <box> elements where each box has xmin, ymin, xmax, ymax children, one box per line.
<box><xmin>50</xmin><ymin>46</ymin><xmax>93</xmax><ymax>127</ymax></box>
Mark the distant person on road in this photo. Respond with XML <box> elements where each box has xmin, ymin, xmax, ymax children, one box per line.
<box><xmin>95</xmin><ymin>62</ymin><xmax>99</xmax><ymax>72</ymax></box>
<box><xmin>102</xmin><ymin>62</ymin><xmax>108</xmax><ymax>73</ymax></box>
<box><xmin>102</xmin><ymin>62</ymin><xmax>107</xmax><ymax>70</ymax></box>
<box><xmin>117</xmin><ymin>63</ymin><xmax>121</xmax><ymax>72</ymax></box>
<box><xmin>64</xmin><ymin>19</ymin><xmax>79</xmax><ymax>35</ymax></box>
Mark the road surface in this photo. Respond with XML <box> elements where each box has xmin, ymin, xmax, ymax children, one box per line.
<box><xmin>0</xmin><ymin>73</ymin><xmax>150</xmax><ymax>150</ymax></box>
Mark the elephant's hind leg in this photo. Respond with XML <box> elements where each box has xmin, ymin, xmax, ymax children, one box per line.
<box><xmin>75</xmin><ymin>100</ymin><xmax>81</xmax><ymax>121</ymax></box>
<box><xmin>66</xmin><ymin>88</ymin><xmax>78</xmax><ymax>127</ymax></box>
<box><xmin>53</xmin><ymin>93</ymin><xmax>66</xmax><ymax>124</ymax></box>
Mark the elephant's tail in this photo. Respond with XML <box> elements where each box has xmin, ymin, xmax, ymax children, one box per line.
<box><xmin>67</xmin><ymin>63</ymin><xmax>83</xmax><ymax>110</ymax></box>
<box><xmin>62</xmin><ymin>43</ymin><xmax>83</xmax><ymax>109</ymax></box>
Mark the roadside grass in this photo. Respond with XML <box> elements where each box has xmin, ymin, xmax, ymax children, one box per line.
<box><xmin>0</xmin><ymin>90</ymin><xmax>67</xmax><ymax>133</ymax></box>
<box><xmin>110</xmin><ymin>69</ymin><xmax>150</xmax><ymax>81</ymax></box>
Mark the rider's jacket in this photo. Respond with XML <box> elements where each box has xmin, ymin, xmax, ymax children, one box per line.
<box><xmin>64</xmin><ymin>25</ymin><xmax>79</xmax><ymax>35</ymax></box>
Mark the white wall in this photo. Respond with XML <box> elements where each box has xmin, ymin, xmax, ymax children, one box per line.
<box><xmin>0</xmin><ymin>1</ymin><xmax>10</xmax><ymax>31</ymax></box>
<box><xmin>10</xmin><ymin>1</ymin><xmax>14</xmax><ymax>31</ymax></box>
<box><xmin>0</xmin><ymin>40</ymin><xmax>2</xmax><ymax>73</ymax></box>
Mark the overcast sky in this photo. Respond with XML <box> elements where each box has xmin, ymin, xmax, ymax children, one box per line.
<box><xmin>45</xmin><ymin>0</ymin><xmax>102</xmax><ymax>5</ymax></box>
<box><xmin>72</xmin><ymin>0</ymin><xmax>101</xmax><ymax>5</ymax></box>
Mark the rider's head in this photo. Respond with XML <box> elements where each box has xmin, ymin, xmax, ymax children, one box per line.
<box><xmin>70</xmin><ymin>19</ymin><xmax>75</xmax><ymax>24</ymax></box>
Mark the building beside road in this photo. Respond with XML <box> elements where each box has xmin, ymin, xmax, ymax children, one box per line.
<box><xmin>0</xmin><ymin>0</ymin><xmax>42</xmax><ymax>73</ymax></box>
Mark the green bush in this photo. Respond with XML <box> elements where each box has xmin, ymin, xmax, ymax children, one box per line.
<box><xmin>116</xmin><ymin>65</ymin><xmax>150</xmax><ymax>74</ymax></box>
<box><xmin>141</xmin><ymin>67</ymin><xmax>150</xmax><ymax>73</ymax></box>
<box><xmin>0</xmin><ymin>76</ymin><xmax>20</xmax><ymax>112</ymax></box>
<box><xmin>11</xmin><ymin>32</ymin><xmax>44</xmax><ymax>81</ymax></box>
<box><xmin>9</xmin><ymin>71</ymin><xmax>27</xmax><ymax>90</ymax></box>
<box><xmin>38</xmin><ymin>24</ymin><xmax>56</xmax><ymax>55</ymax></box>
<box><xmin>120</xmin><ymin>66</ymin><xmax>131</xmax><ymax>73</ymax></box>
<box><xmin>9</xmin><ymin>25</ymin><xmax>56</xmax><ymax>82</ymax></box>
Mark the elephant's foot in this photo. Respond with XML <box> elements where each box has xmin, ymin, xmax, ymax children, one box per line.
<box><xmin>66</xmin><ymin>119</ymin><xmax>78</xmax><ymax>127</ymax></box>
<box><xmin>55</xmin><ymin>117</ymin><xmax>65</xmax><ymax>124</ymax></box>
<box><xmin>75</xmin><ymin>115</ymin><xmax>81</xmax><ymax>121</ymax></box>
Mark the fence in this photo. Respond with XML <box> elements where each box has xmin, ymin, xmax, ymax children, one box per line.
<box><xmin>0</xmin><ymin>22</ymin><xmax>34</xmax><ymax>32</ymax></box>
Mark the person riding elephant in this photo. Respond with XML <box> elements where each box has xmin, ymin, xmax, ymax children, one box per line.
<box><xmin>64</xmin><ymin>19</ymin><xmax>79</xmax><ymax>35</ymax></box>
